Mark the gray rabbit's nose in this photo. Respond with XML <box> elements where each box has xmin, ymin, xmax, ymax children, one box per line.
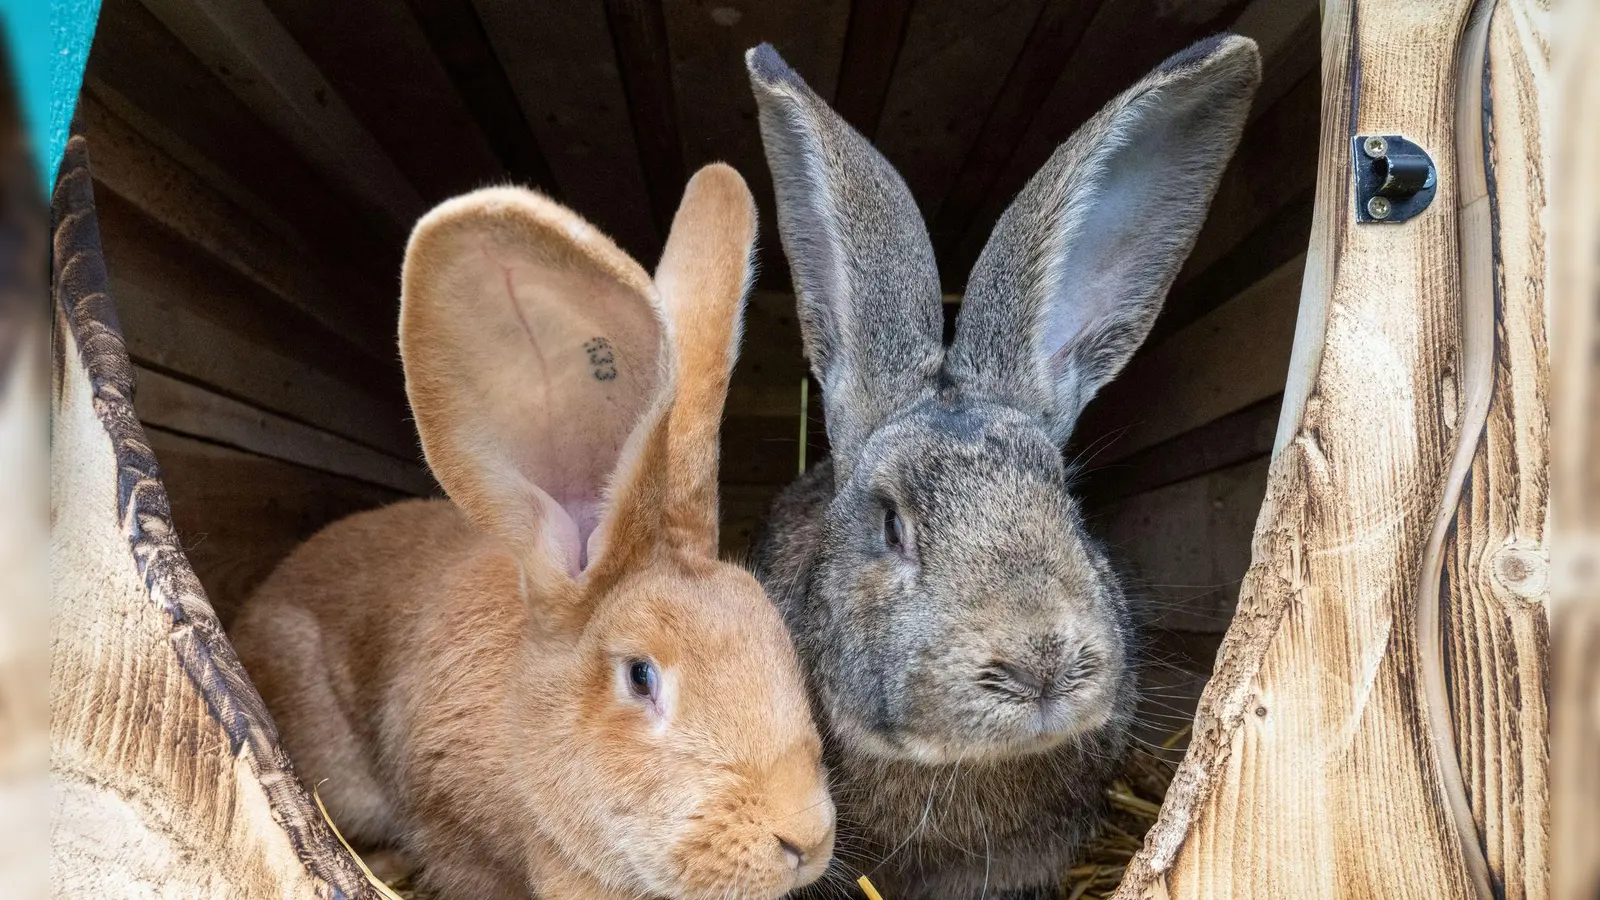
<box><xmin>976</xmin><ymin>659</ymin><xmax>1064</xmax><ymax>703</ymax></box>
<box><xmin>976</xmin><ymin>644</ymin><xmax>1099</xmax><ymax>704</ymax></box>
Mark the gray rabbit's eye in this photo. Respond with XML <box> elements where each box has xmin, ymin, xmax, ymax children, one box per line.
<box><xmin>882</xmin><ymin>506</ymin><xmax>911</xmax><ymax>559</ymax></box>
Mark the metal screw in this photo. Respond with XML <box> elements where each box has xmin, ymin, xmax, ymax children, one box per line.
<box><xmin>1367</xmin><ymin>196</ymin><xmax>1393</xmax><ymax>219</ymax></box>
<box><xmin>1363</xmin><ymin>136</ymin><xmax>1388</xmax><ymax>159</ymax></box>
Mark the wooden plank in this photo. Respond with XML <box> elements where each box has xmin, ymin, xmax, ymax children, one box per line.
<box><xmin>727</xmin><ymin>290</ymin><xmax>809</xmax><ymax>418</ymax></box>
<box><xmin>720</xmin><ymin>405</ymin><xmax>830</xmax><ymax>488</ymax></box>
<box><xmin>719</xmin><ymin>482</ymin><xmax>787</xmax><ymax>561</ymax></box>
<box><xmin>1231</xmin><ymin>0</ymin><xmax>1322</xmax><ymax>118</ymax></box>
<box><xmin>603</xmin><ymin>0</ymin><xmax>688</xmax><ymax>236</ymax></box>
<box><xmin>262</xmin><ymin>0</ymin><xmax>507</xmax><ymax>203</ymax></box>
<box><xmin>1095</xmin><ymin>456</ymin><xmax>1269</xmax><ymax>633</ymax></box>
<box><xmin>84</xmin><ymin>0</ymin><xmax>405</xmax><ymax>280</ymax></box>
<box><xmin>1075</xmin><ymin>257</ymin><xmax>1304</xmax><ymax>464</ymax></box>
<box><xmin>470</xmin><ymin>0</ymin><xmax>658</xmax><ymax>260</ymax></box>
<box><xmin>51</xmin><ymin>140</ymin><xmax>377</xmax><ymax>897</ymax></box>
<box><xmin>871</xmin><ymin>0</ymin><xmax>1045</xmax><ymax>220</ymax></box>
<box><xmin>928</xmin><ymin>0</ymin><xmax>1104</xmax><ymax>255</ymax></box>
<box><xmin>1151</xmin><ymin>189</ymin><xmax>1314</xmax><ymax>346</ymax></box>
<box><xmin>1079</xmin><ymin>395</ymin><xmax>1281</xmax><ymax>508</ymax></box>
<box><xmin>1176</xmin><ymin>72</ymin><xmax>1321</xmax><ymax>295</ymax></box>
<box><xmin>830</xmin><ymin>0</ymin><xmax>915</xmax><ymax>136</ymax></box>
<box><xmin>77</xmin><ymin>93</ymin><xmax>398</xmax><ymax>363</ymax></box>
<box><xmin>147</xmin><ymin>427</ymin><xmax>402</xmax><ymax>626</ymax></box>
<box><xmin>402</xmin><ymin>0</ymin><xmax>558</xmax><ymax>192</ymax></box>
<box><xmin>1551</xmin><ymin>1</ymin><xmax>1600</xmax><ymax>897</ymax></box>
<box><xmin>1114</xmin><ymin>1</ymin><xmax>1489</xmax><ymax>895</ymax></box>
<box><xmin>134</xmin><ymin>367</ymin><xmax>433</xmax><ymax>497</ymax></box>
<box><xmin>1439</xmin><ymin>3</ymin><xmax>1551</xmax><ymax>896</ymax></box>
<box><xmin>660</xmin><ymin>0</ymin><xmax>849</xmax><ymax>292</ymax></box>
<box><xmin>939</xmin><ymin>0</ymin><xmax>1249</xmax><ymax>274</ymax></box>
<box><xmin>137</xmin><ymin>0</ymin><xmax>427</xmax><ymax>227</ymax></box>
<box><xmin>94</xmin><ymin>189</ymin><xmax>418</xmax><ymax>459</ymax></box>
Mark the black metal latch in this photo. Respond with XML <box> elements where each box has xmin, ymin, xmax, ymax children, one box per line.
<box><xmin>1352</xmin><ymin>134</ymin><xmax>1437</xmax><ymax>224</ymax></box>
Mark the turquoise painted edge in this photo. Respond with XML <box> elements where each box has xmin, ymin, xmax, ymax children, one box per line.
<box><xmin>4</xmin><ymin>0</ymin><xmax>100</xmax><ymax>195</ymax></box>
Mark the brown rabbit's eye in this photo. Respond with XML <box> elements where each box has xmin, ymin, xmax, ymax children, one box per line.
<box><xmin>627</xmin><ymin>659</ymin><xmax>659</xmax><ymax>700</ymax></box>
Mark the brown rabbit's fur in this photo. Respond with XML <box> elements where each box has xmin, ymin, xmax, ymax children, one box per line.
<box><xmin>231</xmin><ymin>166</ymin><xmax>834</xmax><ymax>900</ymax></box>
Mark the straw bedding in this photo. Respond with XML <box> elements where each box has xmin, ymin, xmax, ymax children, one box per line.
<box><xmin>340</xmin><ymin>725</ymin><xmax>1187</xmax><ymax>900</ymax></box>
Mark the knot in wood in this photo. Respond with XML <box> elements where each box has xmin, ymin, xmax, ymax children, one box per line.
<box><xmin>1491</xmin><ymin>544</ymin><xmax>1548</xmax><ymax>603</ymax></box>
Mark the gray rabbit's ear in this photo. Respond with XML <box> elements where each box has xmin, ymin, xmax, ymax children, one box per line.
<box><xmin>746</xmin><ymin>43</ymin><xmax>943</xmax><ymax>474</ymax></box>
<box><xmin>947</xmin><ymin>34</ymin><xmax>1261</xmax><ymax>444</ymax></box>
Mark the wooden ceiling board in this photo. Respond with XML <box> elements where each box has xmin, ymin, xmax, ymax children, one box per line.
<box><xmin>262</xmin><ymin>0</ymin><xmax>507</xmax><ymax>204</ymax></box>
<box><xmin>606</xmin><ymin>0</ymin><xmax>689</xmax><ymax>236</ymax></box>
<box><xmin>830</xmin><ymin>0</ymin><xmax>916</xmax><ymax>134</ymax></box>
<box><xmin>943</xmin><ymin>0</ymin><xmax>1250</xmax><ymax>283</ymax></box>
<box><xmin>470</xmin><ymin>0</ymin><xmax>661</xmax><ymax>260</ymax></box>
<box><xmin>86</xmin><ymin>0</ymin><xmax>406</xmax><ymax>282</ymax></box>
<box><xmin>138</xmin><ymin>0</ymin><xmax>428</xmax><ymax>226</ymax></box>
<box><xmin>661</xmin><ymin>0</ymin><xmax>850</xmax><ymax>290</ymax></box>
<box><xmin>928</xmin><ymin>0</ymin><xmax>1106</xmax><ymax>255</ymax></box>
<box><xmin>404</xmin><ymin>0</ymin><xmax>560</xmax><ymax>194</ymax></box>
<box><xmin>871</xmin><ymin>0</ymin><xmax>1045</xmax><ymax>224</ymax></box>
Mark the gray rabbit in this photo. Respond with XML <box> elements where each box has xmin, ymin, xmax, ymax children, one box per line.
<box><xmin>746</xmin><ymin>34</ymin><xmax>1260</xmax><ymax>899</ymax></box>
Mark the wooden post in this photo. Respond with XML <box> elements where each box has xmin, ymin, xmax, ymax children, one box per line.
<box><xmin>1550</xmin><ymin>2</ymin><xmax>1600</xmax><ymax>898</ymax></box>
<box><xmin>49</xmin><ymin>137</ymin><xmax>380</xmax><ymax>899</ymax></box>
<box><xmin>1114</xmin><ymin>0</ymin><xmax>1551</xmax><ymax>897</ymax></box>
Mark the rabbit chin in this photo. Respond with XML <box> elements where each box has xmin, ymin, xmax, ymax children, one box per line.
<box><xmin>827</xmin><ymin>693</ymin><xmax>1117</xmax><ymax>766</ymax></box>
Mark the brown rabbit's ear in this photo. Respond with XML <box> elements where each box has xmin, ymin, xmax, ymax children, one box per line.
<box><xmin>400</xmin><ymin>187</ymin><xmax>667</xmax><ymax>577</ymax></box>
<box><xmin>650</xmin><ymin>163</ymin><xmax>758</xmax><ymax>558</ymax></box>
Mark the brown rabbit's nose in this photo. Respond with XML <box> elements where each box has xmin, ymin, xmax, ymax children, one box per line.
<box><xmin>777</xmin><ymin>830</ymin><xmax>832</xmax><ymax>870</ymax></box>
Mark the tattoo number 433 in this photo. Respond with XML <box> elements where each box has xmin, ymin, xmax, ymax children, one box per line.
<box><xmin>584</xmin><ymin>337</ymin><xmax>618</xmax><ymax>381</ymax></box>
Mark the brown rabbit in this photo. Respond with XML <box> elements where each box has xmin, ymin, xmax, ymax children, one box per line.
<box><xmin>229</xmin><ymin>164</ymin><xmax>835</xmax><ymax>900</ymax></box>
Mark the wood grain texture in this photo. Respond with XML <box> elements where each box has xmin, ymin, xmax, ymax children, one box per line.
<box><xmin>77</xmin><ymin>93</ymin><xmax>398</xmax><ymax>364</ymax></box>
<box><xmin>50</xmin><ymin>137</ymin><xmax>378</xmax><ymax>899</ymax></box>
<box><xmin>134</xmin><ymin>368</ymin><xmax>433</xmax><ymax>497</ymax></box>
<box><xmin>1230</xmin><ymin>0</ymin><xmax>1321</xmax><ymax>119</ymax></box>
<box><xmin>871</xmin><ymin>0</ymin><xmax>1044</xmax><ymax>220</ymax></box>
<box><xmin>92</xmin><ymin>188</ymin><xmax>417</xmax><ymax>459</ymax></box>
<box><xmin>402</xmin><ymin>0</ymin><xmax>558</xmax><ymax>193</ymax></box>
<box><xmin>147</xmin><ymin>427</ymin><xmax>404</xmax><ymax>626</ymax></box>
<box><xmin>1079</xmin><ymin>395</ymin><xmax>1281</xmax><ymax>508</ymax></box>
<box><xmin>661</xmin><ymin>0</ymin><xmax>849</xmax><ymax>291</ymax></box>
<box><xmin>1112</xmin><ymin>1</ymin><xmax>1488</xmax><ymax>896</ymax></box>
<box><xmin>1152</xmin><ymin>191</ymin><xmax>1314</xmax><ymax>347</ymax></box>
<box><xmin>830</xmin><ymin>0</ymin><xmax>915</xmax><ymax>136</ymax></box>
<box><xmin>1549</xmin><ymin>1</ymin><xmax>1598</xmax><ymax>897</ymax></box>
<box><xmin>1440</xmin><ymin>2</ymin><xmax>1551</xmax><ymax>897</ymax></box>
<box><xmin>604</xmin><ymin>0</ymin><xmax>688</xmax><ymax>236</ymax></box>
<box><xmin>136</xmin><ymin>0</ymin><xmax>426</xmax><ymax>227</ymax></box>
<box><xmin>262</xmin><ymin>0</ymin><xmax>507</xmax><ymax>203</ymax></box>
<box><xmin>1177</xmin><ymin>73</ymin><xmax>1321</xmax><ymax>298</ymax></box>
<box><xmin>942</xmin><ymin>0</ymin><xmax>1248</xmax><ymax>274</ymax></box>
<box><xmin>929</xmin><ymin>0</ymin><xmax>1108</xmax><ymax>258</ymax></box>
<box><xmin>1098</xmin><ymin>456</ymin><xmax>1271</xmax><ymax>633</ymax></box>
<box><xmin>470</xmin><ymin>0</ymin><xmax>659</xmax><ymax>261</ymax></box>
<box><xmin>1077</xmin><ymin>257</ymin><xmax>1304</xmax><ymax>464</ymax></box>
<box><xmin>727</xmin><ymin>290</ymin><xmax>809</xmax><ymax>418</ymax></box>
<box><xmin>85</xmin><ymin>0</ymin><xmax>406</xmax><ymax>274</ymax></box>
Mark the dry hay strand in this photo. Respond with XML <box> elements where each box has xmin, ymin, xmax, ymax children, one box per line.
<box><xmin>1058</xmin><ymin>723</ymin><xmax>1188</xmax><ymax>900</ymax></box>
<box><xmin>315</xmin><ymin>723</ymin><xmax>1191</xmax><ymax>900</ymax></box>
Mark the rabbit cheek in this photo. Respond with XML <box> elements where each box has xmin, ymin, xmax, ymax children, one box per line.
<box><xmin>667</xmin><ymin>759</ymin><xmax>835</xmax><ymax>900</ymax></box>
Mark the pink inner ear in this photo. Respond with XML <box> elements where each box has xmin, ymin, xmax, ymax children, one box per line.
<box><xmin>471</xmin><ymin>245</ymin><xmax>660</xmax><ymax>575</ymax></box>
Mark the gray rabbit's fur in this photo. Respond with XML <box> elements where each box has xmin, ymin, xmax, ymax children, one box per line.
<box><xmin>747</xmin><ymin>35</ymin><xmax>1261</xmax><ymax>899</ymax></box>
